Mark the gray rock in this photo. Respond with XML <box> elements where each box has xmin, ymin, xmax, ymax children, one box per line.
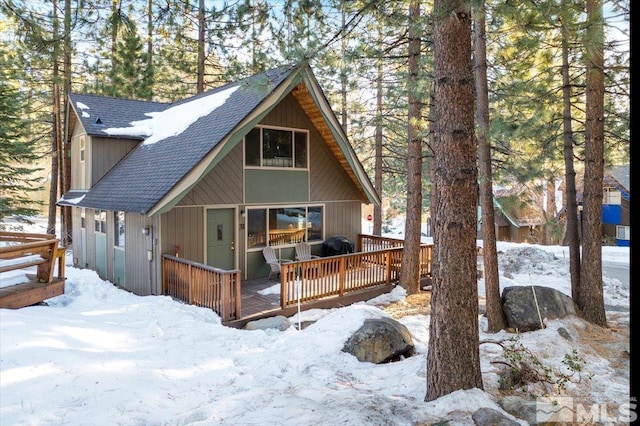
<box><xmin>502</xmin><ymin>286</ymin><xmax>576</xmax><ymax>331</ymax></box>
<box><xmin>497</xmin><ymin>395</ymin><xmax>538</xmax><ymax>425</ymax></box>
<box><xmin>557</xmin><ymin>326</ymin><xmax>573</xmax><ymax>341</ymax></box>
<box><xmin>472</xmin><ymin>407</ymin><xmax>520</xmax><ymax>426</ymax></box>
<box><xmin>342</xmin><ymin>317</ymin><xmax>414</xmax><ymax>364</ymax></box>
<box><xmin>244</xmin><ymin>315</ymin><xmax>291</xmax><ymax>331</ymax></box>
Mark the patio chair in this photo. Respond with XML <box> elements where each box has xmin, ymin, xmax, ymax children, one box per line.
<box><xmin>295</xmin><ymin>242</ymin><xmax>321</xmax><ymax>261</ymax></box>
<box><xmin>262</xmin><ymin>246</ymin><xmax>293</xmax><ymax>280</ymax></box>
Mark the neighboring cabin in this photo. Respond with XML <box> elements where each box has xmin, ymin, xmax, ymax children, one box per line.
<box><xmin>59</xmin><ymin>64</ymin><xmax>380</xmax><ymax>296</ymax></box>
<box><xmin>481</xmin><ymin>165</ymin><xmax>631</xmax><ymax>246</ymax></box>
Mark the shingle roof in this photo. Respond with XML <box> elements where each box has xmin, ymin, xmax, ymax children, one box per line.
<box><xmin>62</xmin><ymin>65</ymin><xmax>298</xmax><ymax>214</ymax></box>
<box><xmin>69</xmin><ymin>93</ymin><xmax>170</xmax><ymax>138</ymax></box>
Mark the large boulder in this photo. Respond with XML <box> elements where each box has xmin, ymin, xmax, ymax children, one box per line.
<box><xmin>342</xmin><ymin>317</ymin><xmax>414</xmax><ymax>364</ymax></box>
<box><xmin>502</xmin><ymin>286</ymin><xmax>576</xmax><ymax>331</ymax></box>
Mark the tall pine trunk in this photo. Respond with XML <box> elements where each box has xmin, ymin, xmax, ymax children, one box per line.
<box><xmin>580</xmin><ymin>0</ymin><xmax>607</xmax><ymax>326</ymax></box>
<box><xmin>197</xmin><ymin>0</ymin><xmax>205</xmax><ymax>93</ymax></box>
<box><xmin>560</xmin><ymin>8</ymin><xmax>581</xmax><ymax>302</ymax></box>
<box><xmin>473</xmin><ymin>1</ymin><xmax>506</xmax><ymax>333</ymax></box>
<box><xmin>426</xmin><ymin>0</ymin><xmax>483</xmax><ymax>400</ymax></box>
<box><xmin>373</xmin><ymin>61</ymin><xmax>383</xmax><ymax>236</ymax></box>
<box><xmin>399</xmin><ymin>0</ymin><xmax>423</xmax><ymax>295</ymax></box>
<box><xmin>61</xmin><ymin>0</ymin><xmax>72</xmax><ymax>245</ymax></box>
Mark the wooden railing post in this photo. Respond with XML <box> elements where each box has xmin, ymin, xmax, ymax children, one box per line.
<box><xmin>339</xmin><ymin>256</ymin><xmax>346</xmax><ymax>296</ymax></box>
<box><xmin>233</xmin><ymin>271</ymin><xmax>242</xmax><ymax>319</ymax></box>
<box><xmin>220</xmin><ymin>273</ymin><xmax>229</xmax><ymax>321</ymax></box>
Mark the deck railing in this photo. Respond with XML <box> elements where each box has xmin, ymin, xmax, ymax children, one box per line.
<box><xmin>279</xmin><ymin>236</ymin><xmax>433</xmax><ymax>309</ymax></box>
<box><xmin>162</xmin><ymin>236</ymin><xmax>433</xmax><ymax>320</ymax></box>
<box><xmin>162</xmin><ymin>255</ymin><xmax>241</xmax><ymax>321</ymax></box>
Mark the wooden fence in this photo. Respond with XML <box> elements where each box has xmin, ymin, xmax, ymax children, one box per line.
<box><xmin>162</xmin><ymin>255</ymin><xmax>241</xmax><ymax>321</ymax></box>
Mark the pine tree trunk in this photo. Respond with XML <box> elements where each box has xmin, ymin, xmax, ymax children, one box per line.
<box><xmin>373</xmin><ymin>62</ymin><xmax>383</xmax><ymax>236</ymax></box>
<box><xmin>399</xmin><ymin>0</ymin><xmax>422</xmax><ymax>295</ymax></box>
<box><xmin>580</xmin><ymin>0</ymin><xmax>607</xmax><ymax>326</ymax></box>
<box><xmin>426</xmin><ymin>0</ymin><xmax>483</xmax><ymax>400</ymax></box>
<box><xmin>197</xmin><ymin>0</ymin><xmax>205</xmax><ymax>93</ymax></box>
<box><xmin>62</xmin><ymin>0</ymin><xmax>72</xmax><ymax>246</ymax></box>
<box><xmin>473</xmin><ymin>2</ymin><xmax>506</xmax><ymax>333</ymax></box>
<box><xmin>560</xmin><ymin>12</ymin><xmax>581</xmax><ymax>302</ymax></box>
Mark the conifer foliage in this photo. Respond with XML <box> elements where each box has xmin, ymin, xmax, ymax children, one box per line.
<box><xmin>0</xmin><ymin>35</ymin><xmax>43</xmax><ymax>222</ymax></box>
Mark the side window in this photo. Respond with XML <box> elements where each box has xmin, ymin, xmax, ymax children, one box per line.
<box><xmin>94</xmin><ymin>210</ymin><xmax>106</xmax><ymax>233</ymax></box>
<box><xmin>114</xmin><ymin>212</ymin><xmax>125</xmax><ymax>247</ymax></box>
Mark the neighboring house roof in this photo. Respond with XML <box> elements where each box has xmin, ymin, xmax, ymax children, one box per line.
<box><xmin>59</xmin><ymin>64</ymin><xmax>380</xmax><ymax>215</ymax></box>
<box><xmin>604</xmin><ymin>165</ymin><xmax>630</xmax><ymax>200</ymax></box>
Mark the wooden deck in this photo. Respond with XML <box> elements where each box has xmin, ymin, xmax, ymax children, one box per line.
<box><xmin>0</xmin><ymin>277</ymin><xmax>66</xmax><ymax>309</ymax></box>
<box><xmin>0</xmin><ymin>232</ymin><xmax>66</xmax><ymax>309</ymax></box>
<box><xmin>224</xmin><ymin>276</ymin><xmax>395</xmax><ymax>328</ymax></box>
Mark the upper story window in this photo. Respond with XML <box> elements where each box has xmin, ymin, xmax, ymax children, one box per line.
<box><xmin>603</xmin><ymin>188</ymin><xmax>622</xmax><ymax>205</ymax></box>
<box><xmin>245</xmin><ymin>126</ymin><xmax>308</xmax><ymax>169</ymax></box>
<box><xmin>79</xmin><ymin>136</ymin><xmax>87</xmax><ymax>189</ymax></box>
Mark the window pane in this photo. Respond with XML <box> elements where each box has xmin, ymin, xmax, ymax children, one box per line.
<box><xmin>307</xmin><ymin>206</ymin><xmax>323</xmax><ymax>241</ymax></box>
<box><xmin>114</xmin><ymin>212</ymin><xmax>125</xmax><ymax>247</ymax></box>
<box><xmin>295</xmin><ymin>131</ymin><xmax>307</xmax><ymax>168</ymax></box>
<box><xmin>247</xmin><ymin>209</ymin><xmax>267</xmax><ymax>248</ymax></box>
<box><xmin>269</xmin><ymin>207</ymin><xmax>305</xmax><ymax>246</ymax></box>
<box><xmin>263</xmin><ymin>128</ymin><xmax>292</xmax><ymax>167</ymax></box>
<box><xmin>245</xmin><ymin>128</ymin><xmax>261</xmax><ymax>166</ymax></box>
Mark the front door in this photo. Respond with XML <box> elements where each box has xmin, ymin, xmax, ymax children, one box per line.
<box><xmin>206</xmin><ymin>208</ymin><xmax>235</xmax><ymax>270</ymax></box>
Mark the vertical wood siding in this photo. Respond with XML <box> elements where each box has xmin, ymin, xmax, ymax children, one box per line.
<box><xmin>160</xmin><ymin>207</ymin><xmax>205</xmax><ymax>264</ymax></box>
<box><xmin>123</xmin><ymin>213</ymin><xmax>156</xmax><ymax>295</ymax></box>
<box><xmin>178</xmin><ymin>143</ymin><xmax>243</xmax><ymax>206</ymax></box>
<box><xmin>90</xmin><ymin>137</ymin><xmax>138</xmax><ymax>186</ymax></box>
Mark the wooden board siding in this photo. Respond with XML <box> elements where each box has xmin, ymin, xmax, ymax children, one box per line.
<box><xmin>90</xmin><ymin>137</ymin><xmax>138</xmax><ymax>186</ymax></box>
<box><xmin>122</xmin><ymin>213</ymin><xmax>157</xmax><ymax>295</ymax></box>
<box><xmin>324</xmin><ymin>201</ymin><xmax>363</xmax><ymax>247</ymax></box>
<box><xmin>178</xmin><ymin>143</ymin><xmax>244</xmax><ymax>206</ymax></box>
<box><xmin>245</xmin><ymin>169</ymin><xmax>309</xmax><ymax>203</ymax></box>
<box><xmin>309</xmin><ymin>139</ymin><xmax>362</xmax><ymax>202</ymax></box>
<box><xmin>160</xmin><ymin>206</ymin><xmax>205</xmax><ymax>265</ymax></box>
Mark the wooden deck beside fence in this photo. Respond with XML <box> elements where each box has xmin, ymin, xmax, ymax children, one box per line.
<box><xmin>162</xmin><ymin>234</ymin><xmax>433</xmax><ymax>326</ymax></box>
<box><xmin>0</xmin><ymin>232</ymin><xmax>66</xmax><ymax>309</ymax></box>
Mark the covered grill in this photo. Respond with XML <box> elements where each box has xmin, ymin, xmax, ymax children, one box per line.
<box><xmin>322</xmin><ymin>236</ymin><xmax>355</xmax><ymax>256</ymax></box>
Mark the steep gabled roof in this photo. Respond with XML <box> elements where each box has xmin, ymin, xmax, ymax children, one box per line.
<box><xmin>67</xmin><ymin>93</ymin><xmax>170</xmax><ymax>139</ymax></box>
<box><xmin>59</xmin><ymin>64</ymin><xmax>380</xmax><ymax>215</ymax></box>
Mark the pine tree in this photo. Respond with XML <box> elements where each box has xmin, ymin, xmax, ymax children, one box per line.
<box><xmin>426</xmin><ymin>0</ymin><xmax>483</xmax><ymax>400</ymax></box>
<box><xmin>0</xmin><ymin>29</ymin><xmax>44</xmax><ymax>222</ymax></box>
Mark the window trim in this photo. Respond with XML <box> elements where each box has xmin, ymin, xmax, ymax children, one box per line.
<box><xmin>94</xmin><ymin>209</ymin><xmax>106</xmax><ymax>234</ymax></box>
<box><xmin>114</xmin><ymin>211</ymin><xmax>125</xmax><ymax>248</ymax></box>
<box><xmin>244</xmin><ymin>125</ymin><xmax>309</xmax><ymax>170</ymax></box>
<box><xmin>616</xmin><ymin>225</ymin><xmax>630</xmax><ymax>241</ymax></box>
<box><xmin>246</xmin><ymin>204</ymin><xmax>324</xmax><ymax>251</ymax></box>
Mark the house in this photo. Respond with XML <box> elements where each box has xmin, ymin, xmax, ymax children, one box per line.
<box><xmin>601</xmin><ymin>165</ymin><xmax>630</xmax><ymax>246</ymax></box>
<box><xmin>58</xmin><ymin>64</ymin><xmax>380</xmax><ymax>296</ymax></box>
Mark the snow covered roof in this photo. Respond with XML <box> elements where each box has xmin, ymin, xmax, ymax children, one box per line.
<box><xmin>60</xmin><ymin>64</ymin><xmax>380</xmax><ymax>215</ymax></box>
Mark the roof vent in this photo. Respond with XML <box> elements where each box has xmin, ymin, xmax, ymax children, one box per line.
<box><xmin>95</xmin><ymin>117</ymin><xmax>103</xmax><ymax>125</ymax></box>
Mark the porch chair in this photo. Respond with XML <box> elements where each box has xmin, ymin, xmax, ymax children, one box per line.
<box><xmin>295</xmin><ymin>242</ymin><xmax>321</xmax><ymax>261</ymax></box>
<box><xmin>262</xmin><ymin>246</ymin><xmax>293</xmax><ymax>280</ymax></box>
